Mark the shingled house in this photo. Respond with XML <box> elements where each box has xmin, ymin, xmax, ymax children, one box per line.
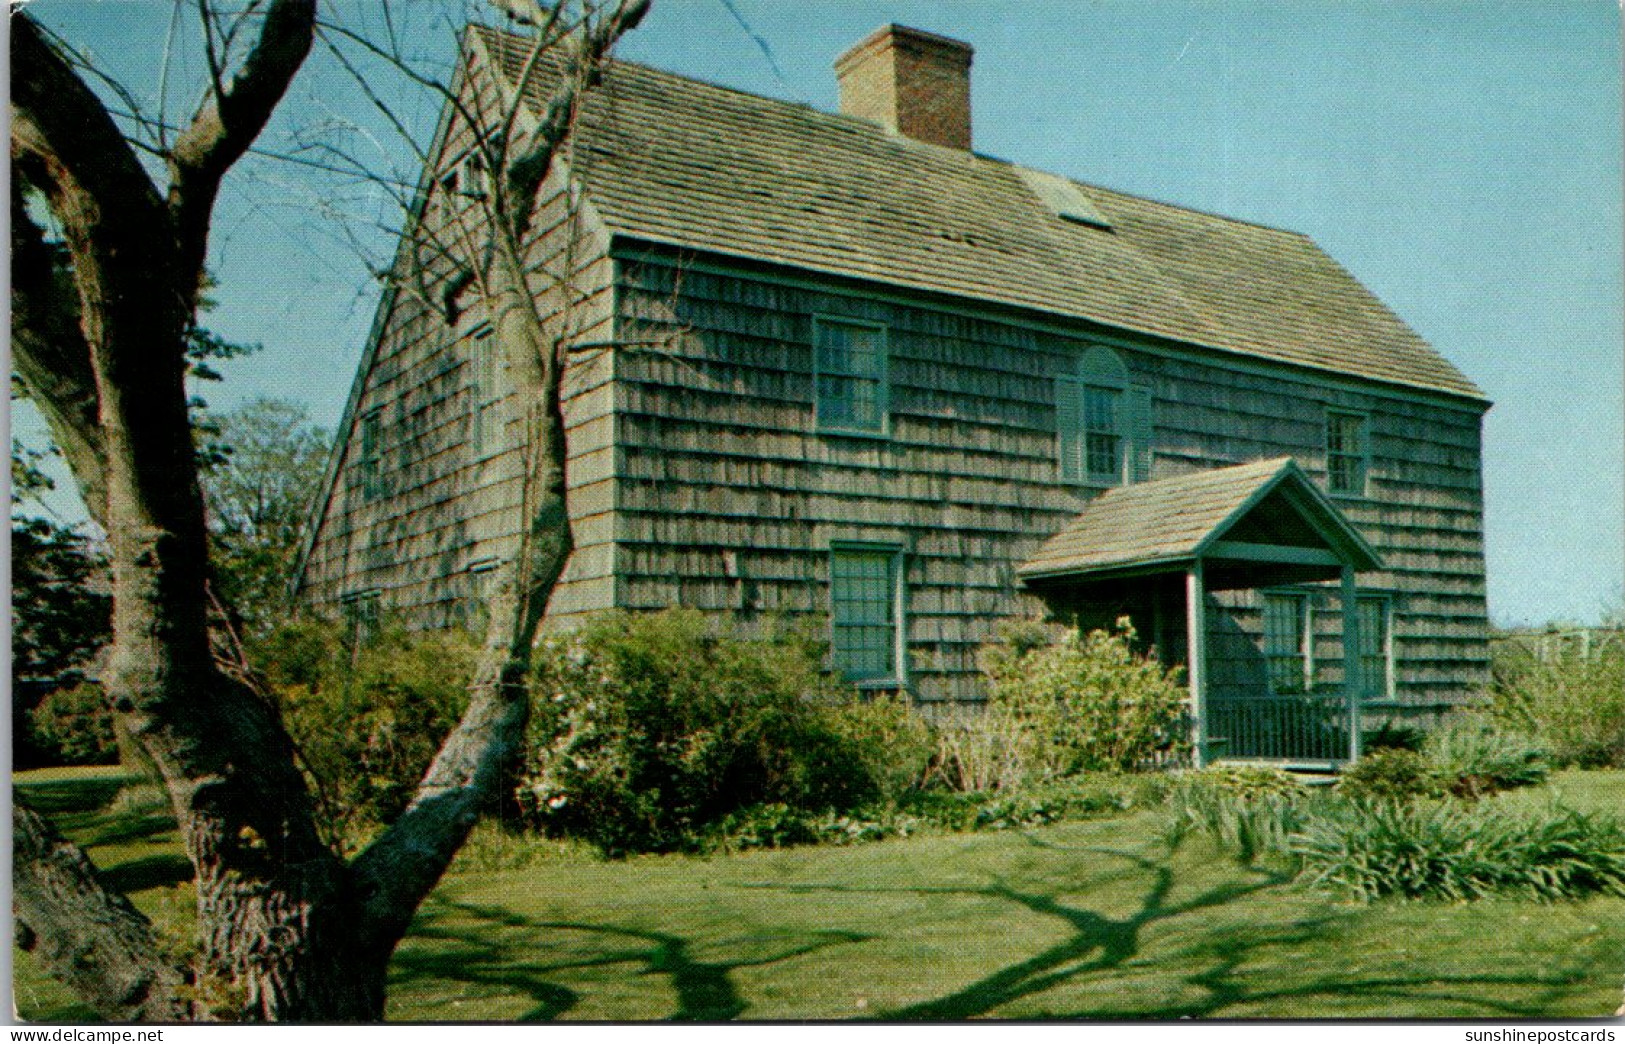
<box><xmin>296</xmin><ymin>23</ymin><xmax>1491</xmax><ymax>766</ymax></box>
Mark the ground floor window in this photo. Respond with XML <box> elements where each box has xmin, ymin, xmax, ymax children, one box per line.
<box><xmin>1262</xmin><ymin>591</ymin><xmax>1312</xmax><ymax>694</ymax></box>
<box><xmin>830</xmin><ymin>544</ymin><xmax>904</xmax><ymax>684</ymax></box>
<box><xmin>1356</xmin><ymin>595</ymin><xmax>1393</xmax><ymax>701</ymax></box>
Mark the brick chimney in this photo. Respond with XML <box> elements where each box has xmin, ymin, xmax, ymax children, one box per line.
<box><xmin>835</xmin><ymin>25</ymin><xmax>974</xmax><ymax>150</ymax></box>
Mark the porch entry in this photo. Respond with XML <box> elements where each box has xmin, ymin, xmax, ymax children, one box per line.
<box><xmin>1019</xmin><ymin>457</ymin><xmax>1385</xmax><ymax>768</ymax></box>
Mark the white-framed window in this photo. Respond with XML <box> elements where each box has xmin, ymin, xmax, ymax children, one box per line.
<box><xmin>1057</xmin><ymin>346</ymin><xmax>1153</xmax><ymax>487</ymax></box>
<box><xmin>1262</xmin><ymin>591</ymin><xmax>1313</xmax><ymax>695</ymax></box>
<box><xmin>358</xmin><ymin>409</ymin><xmax>384</xmax><ymax>502</ymax></box>
<box><xmin>829</xmin><ymin>543</ymin><xmax>905</xmax><ymax>685</ymax></box>
<box><xmin>814</xmin><ymin>317</ymin><xmax>887</xmax><ymax>435</ymax></box>
<box><xmin>1355</xmin><ymin>595</ymin><xmax>1393</xmax><ymax>701</ymax></box>
<box><xmin>1326</xmin><ymin>410</ymin><xmax>1370</xmax><ymax>497</ymax></box>
<box><xmin>467</xmin><ymin>325</ymin><xmax>503</xmax><ymax>459</ymax></box>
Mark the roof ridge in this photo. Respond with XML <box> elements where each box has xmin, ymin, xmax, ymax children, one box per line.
<box><xmin>476</xmin><ymin>21</ymin><xmax>1311</xmax><ymax>239</ymax></box>
<box><xmin>469</xmin><ymin>21</ymin><xmax>1486</xmax><ymax>403</ymax></box>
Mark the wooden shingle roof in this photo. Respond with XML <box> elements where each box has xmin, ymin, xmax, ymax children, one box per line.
<box><xmin>475</xmin><ymin>28</ymin><xmax>1485</xmax><ymax>401</ymax></box>
<box><xmin>1017</xmin><ymin>457</ymin><xmax>1382</xmax><ymax>580</ymax></box>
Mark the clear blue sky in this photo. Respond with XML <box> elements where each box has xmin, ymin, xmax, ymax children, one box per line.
<box><xmin>18</xmin><ymin>0</ymin><xmax>1624</xmax><ymax>628</ymax></box>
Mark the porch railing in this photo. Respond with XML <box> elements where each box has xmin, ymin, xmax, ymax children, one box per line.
<box><xmin>1206</xmin><ymin>692</ymin><xmax>1352</xmax><ymax>763</ymax></box>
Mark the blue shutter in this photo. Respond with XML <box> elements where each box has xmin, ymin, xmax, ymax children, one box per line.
<box><xmin>1126</xmin><ymin>384</ymin><xmax>1154</xmax><ymax>484</ymax></box>
<box><xmin>1055</xmin><ymin>378</ymin><xmax>1083</xmax><ymax>483</ymax></box>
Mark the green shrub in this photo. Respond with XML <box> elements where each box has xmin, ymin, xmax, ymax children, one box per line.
<box><xmin>28</xmin><ymin>682</ymin><xmax>118</xmax><ymax>765</ymax></box>
<box><xmin>1182</xmin><ymin>763</ymin><xmax>1310</xmax><ymax>799</ymax></box>
<box><xmin>820</xmin><ymin>689</ymin><xmax>934</xmax><ymax>805</ymax></box>
<box><xmin>1294</xmin><ymin>800</ymin><xmax>1625</xmax><ymax>902</ymax></box>
<box><xmin>1336</xmin><ymin>748</ymin><xmax>1446</xmax><ymax>802</ymax></box>
<box><xmin>1491</xmin><ymin>631</ymin><xmax>1624</xmax><ymax>769</ymax></box>
<box><xmin>1424</xmin><ymin>718</ymin><xmax>1549</xmax><ymax>798</ymax></box>
<box><xmin>979</xmin><ymin>617</ymin><xmax>1190</xmax><ymax>778</ymax></box>
<box><xmin>1363</xmin><ymin>721</ymin><xmax>1425</xmax><ymax>752</ymax></box>
<box><xmin>1164</xmin><ymin>775</ymin><xmax>1309</xmax><ymax>864</ymax></box>
<box><xmin>519</xmin><ymin>610</ymin><xmax>923</xmax><ymax>855</ymax></box>
<box><xmin>255</xmin><ymin>616</ymin><xmax>476</xmax><ymax>844</ymax></box>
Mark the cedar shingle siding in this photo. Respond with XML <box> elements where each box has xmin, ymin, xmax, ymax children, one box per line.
<box><xmin>299</xmin><ymin>25</ymin><xmax>1490</xmax><ymax>713</ymax></box>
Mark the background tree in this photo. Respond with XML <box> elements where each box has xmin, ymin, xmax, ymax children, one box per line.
<box><xmin>10</xmin><ymin>441</ymin><xmax>113</xmax><ymax>769</ymax></box>
<box><xmin>201</xmin><ymin>397</ymin><xmax>329</xmax><ymax>638</ymax></box>
<box><xmin>10</xmin><ymin>0</ymin><xmax>647</xmax><ymax>1020</ymax></box>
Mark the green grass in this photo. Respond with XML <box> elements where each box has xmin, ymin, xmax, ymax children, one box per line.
<box><xmin>14</xmin><ymin>766</ymin><xmax>1625</xmax><ymax>1021</ymax></box>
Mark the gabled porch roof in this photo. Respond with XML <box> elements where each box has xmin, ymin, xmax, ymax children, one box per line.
<box><xmin>1018</xmin><ymin>457</ymin><xmax>1382</xmax><ymax>590</ymax></box>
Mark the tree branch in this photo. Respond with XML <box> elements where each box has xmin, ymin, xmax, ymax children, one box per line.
<box><xmin>167</xmin><ymin>0</ymin><xmax>317</xmax><ymax>302</ymax></box>
<box><xmin>503</xmin><ymin>0</ymin><xmax>650</xmax><ymax>242</ymax></box>
<box><xmin>13</xmin><ymin>802</ymin><xmax>192</xmax><ymax>1021</ymax></box>
<box><xmin>9</xmin><ymin>177</ymin><xmax>110</xmax><ymax>524</ymax></box>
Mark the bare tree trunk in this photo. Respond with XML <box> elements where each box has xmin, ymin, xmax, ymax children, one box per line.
<box><xmin>10</xmin><ymin>1</ymin><xmax>647</xmax><ymax>1020</ymax></box>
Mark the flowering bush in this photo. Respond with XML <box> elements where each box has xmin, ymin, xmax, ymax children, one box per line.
<box><xmin>978</xmin><ymin>618</ymin><xmax>1190</xmax><ymax>779</ymax></box>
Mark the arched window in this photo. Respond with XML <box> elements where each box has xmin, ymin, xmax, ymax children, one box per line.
<box><xmin>1055</xmin><ymin>346</ymin><xmax>1151</xmax><ymax>487</ymax></box>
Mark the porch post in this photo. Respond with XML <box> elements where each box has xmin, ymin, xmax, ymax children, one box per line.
<box><xmin>1186</xmin><ymin>559</ymin><xmax>1208</xmax><ymax>768</ymax></box>
<box><xmin>1341</xmin><ymin>565</ymin><xmax>1362</xmax><ymax>763</ymax></box>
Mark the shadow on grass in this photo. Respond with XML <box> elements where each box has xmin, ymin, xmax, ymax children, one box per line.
<box><xmin>392</xmin><ymin>897</ymin><xmax>871</xmax><ymax>1020</ymax></box>
<box><xmin>98</xmin><ymin>853</ymin><xmax>194</xmax><ymax>894</ymax></box>
<box><xmin>13</xmin><ymin>775</ymin><xmax>128</xmax><ymax>816</ymax></box>
<box><xmin>745</xmin><ymin>833</ymin><xmax>1603</xmax><ymax>1020</ymax></box>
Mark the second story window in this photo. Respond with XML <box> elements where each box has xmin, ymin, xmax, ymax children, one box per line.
<box><xmin>468</xmin><ymin>326</ymin><xmax>502</xmax><ymax>459</ymax></box>
<box><xmin>1326</xmin><ymin>411</ymin><xmax>1369</xmax><ymax>496</ymax></box>
<box><xmin>1059</xmin><ymin>345</ymin><xmax>1153</xmax><ymax>487</ymax></box>
<box><xmin>1082</xmin><ymin>385</ymin><xmax>1123</xmax><ymax>482</ymax></box>
<box><xmin>358</xmin><ymin>409</ymin><xmax>383</xmax><ymax>502</ymax></box>
<box><xmin>814</xmin><ymin>317</ymin><xmax>887</xmax><ymax>435</ymax></box>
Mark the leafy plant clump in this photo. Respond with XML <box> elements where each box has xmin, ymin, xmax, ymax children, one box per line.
<box><xmin>1164</xmin><ymin>773</ymin><xmax>1310</xmax><ymax>865</ymax></box>
<box><xmin>1423</xmin><ymin>718</ymin><xmax>1550</xmax><ymax>798</ymax></box>
<box><xmin>1491</xmin><ymin>630</ymin><xmax>1625</xmax><ymax>769</ymax></box>
<box><xmin>254</xmin><ymin>616</ymin><xmax>477</xmax><ymax>845</ymax></box>
<box><xmin>519</xmin><ymin>610</ymin><xmax>933</xmax><ymax>856</ymax></box>
<box><xmin>1171</xmin><ymin>777</ymin><xmax>1625</xmax><ymax>902</ymax></box>
<box><xmin>974</xmin><ymin>617</ymin><xmax>1190</xmax><ymax>784</ymax></box>
<box><xmin>1294</xmin><ymin>800</ymin><xmax>1625</xmax><ymax>902</ymax></box>
<box><xmin>1335</xmin><ymin>748</ymin><xmax>1446</xmax><ymax>802</ymax></box>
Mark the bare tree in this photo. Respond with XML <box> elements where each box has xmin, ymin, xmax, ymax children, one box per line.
<box><xmin>10</xmin><ymin>0</ymin><xmax>646</xmax><ymax>1020</ymax></box>
<box><xmin>309</xmin><ymin>0</ymin><xmax>648</xmax><ymax>684</ymax></box>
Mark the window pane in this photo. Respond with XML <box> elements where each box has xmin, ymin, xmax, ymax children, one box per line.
<box><xmin>816</xmin><ymin>322</ymin><xmax>885</xmax><ymax>432</ymax></box>
<box><xmin>832</xmin><ymin>549</ymin><xmax>898</xmax><ymax>681</ymax></box>
<box><xmin>1263</xmin><ymin>594</ymin><xmax>1307</xmax><ymax>694</ymax></box>
<box><xmin>817</xmin><ymin>323</ymin><xmax>881</xmax><ymax>377</ymax></box>
<box><xmin>1086</xmin><ymin>432</ymin><xmax>1120</xmax><ymax>479</ymax></box>
<box><xmin>1327</xmin><ymin>414</ymin><xmax>1367</xmax><ymax>494</ymax></box>
<box><xmin>1329</xmin><ymin>452</ymin><xmax>1364</xmax><ymax>494</ymax></box>
<box><xmin>1059</xmin><ymin>383</ymin><xmax>1125</xmax><ymax>485</ymax></box>
<box><xmin>1083</xmin><ymin>386</ymin><xmax>1117</xmax><ymax>430</ymax></box>
<box><xmin>1356</xmin><ymin>598</ymin><xmax>1389</xmax><ymax>699</ymax></box>
<box><xmin>818</xmin><ymin>374</ymin><xmax>882</xmax><ymax>432</ymax></box>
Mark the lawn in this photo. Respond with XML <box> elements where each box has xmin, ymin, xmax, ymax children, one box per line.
<box><xmin>13</xmin><ymin>766</ymin><xmax>1625</xmax><ymax>1021</ymax></box>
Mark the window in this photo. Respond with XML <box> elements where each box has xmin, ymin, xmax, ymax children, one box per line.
<box><xmin>1082</xmin><ymin>385</ymin><xmax>1123</xmax><ymax>482</ymax></box>
<box><xmin>814</xmin><ymin>318</ymin><xmax>887</xmax><ymax>434</ymax></box>
<box><xmin>358</xmin><ymin>410</ymin><xmax>383</xmax><ymax>501</ymax></box>
<box><xmin>1355</xmin><ymin>595</ymin><xmax>1393</xmax><ymax>701</ymax></box>
<box><xmin>468</xmin><ymin>326</ymin><xmax>502</xmax><ymax>459</ymax></box>
<box><xmin>1058</xmin><ymin>346</ymin><xmax>1152</xmax><ymax>486</ymax></box>
<box><xmin>1262</xmin><ymin>592</ymin><xmax>1312</xmax><ymax>694</ymax></box>
<box><xmin>830</xmin><ymin>545</ymin><xmax>904</xmax><ymax>684</ymax></box>
<box><xmin>341</xmin><ymin>589</ymin><xmax>382</xmax><ymax>650</ymax></box>
<box><xmin>1326</xmin><ymin>411</ymin><xmax>1369</xmax><ymax>496</ymax></box>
